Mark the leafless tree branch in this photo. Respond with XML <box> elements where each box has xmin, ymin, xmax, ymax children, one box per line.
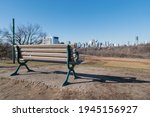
<box><xmin>1</xmin><ymin>23</ymin><xmax>46</xmax><ymax>45</ymax></box>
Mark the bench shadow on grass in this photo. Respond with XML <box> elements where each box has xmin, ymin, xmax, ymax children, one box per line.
<box><xmin>53</xmin><ymin>71</ymin><xmax>150</xmax><ymax>84</ymax></box>
<box><xmin>11</xmin><ymin>70</ymin><xmax>150</xmax><ymax>85</ymax></box>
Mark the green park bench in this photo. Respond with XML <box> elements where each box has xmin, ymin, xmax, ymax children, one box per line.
<box><xmin>11</xmin><ymin>44</ymin><xmax>82</xmax><ymax>86</ymax></box>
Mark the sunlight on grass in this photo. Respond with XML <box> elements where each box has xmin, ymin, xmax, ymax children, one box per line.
<box><xmin>82</xmin><ymin>57</ymin><xmax>150</xmax><ymax>72</ymax></box>
<box><xmin>104</xmin><ymin>61</ymin><xmax>150</xmax><ymax>70</ymax></box>
<box><xmin>0</xmin><ymin>60</ymin><xmax>17</xmax><ymax>67</ymax></box>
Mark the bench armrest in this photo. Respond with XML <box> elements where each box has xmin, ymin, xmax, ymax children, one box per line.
<box><xmin>75</xmin><ymin>51</ymin><xmax>79</xmax><ymax>61</ymax></box>
<box><xmin>74</xmin><ymin>51</ymin><xmax>82</xmax><ymax>64</ymax></box>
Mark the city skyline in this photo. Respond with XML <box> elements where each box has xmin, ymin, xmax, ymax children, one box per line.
<box><xmin>0</xmin><ymin>0</ymin><xmax>150</xmax><ymax>45</ymax></box>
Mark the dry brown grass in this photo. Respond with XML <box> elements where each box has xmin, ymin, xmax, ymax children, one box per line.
<box><xmin>0</xmin><ymin>56</ymin><xmax>150</xmax><ymax>100</ymax></box>
<box><xmin>82</xmin><ymin>55</ymin><xmax>150</xmax><ymax>72</ymax></box>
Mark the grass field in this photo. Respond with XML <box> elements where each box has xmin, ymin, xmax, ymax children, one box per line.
<box><xmin>1</xmin><ymin>55</ymin><xmax>150</xmax><ymax>70</ymax></box>
<box><xmin>0</xmin><ymin>56</ymin><xmax>150</xmax><ymax>99</ymax></box>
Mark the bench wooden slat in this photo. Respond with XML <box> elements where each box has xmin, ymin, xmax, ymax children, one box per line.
<box><xmin>20</xmin><ymin>48</ymin><xmax>67</xmax><ymax>53</ymax></box>
<box><xmin>21</xmin><ymin>52</ymin><xmax>67</xmax><ymax>58</ymax></box>
<box><xmin>22</xmin><ymin>56</ymin><xmax>67</xmax><ymax>63</ymax></box>
<box><xmin>17</xmin><ymin>44</ymin><xmax>75</xmax><ymax>48</ymax></box>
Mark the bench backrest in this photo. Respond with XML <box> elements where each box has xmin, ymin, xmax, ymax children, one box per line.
<box><xmin>15</xmin><ymin>44</ymin><xmax>75</xmax><ymax>63</ymax></box>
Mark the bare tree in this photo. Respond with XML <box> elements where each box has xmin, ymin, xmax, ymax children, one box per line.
<box><xmin>2</xmin><ymin>24</ymin><xmax>46</xmax><ymax>45</ymax></box>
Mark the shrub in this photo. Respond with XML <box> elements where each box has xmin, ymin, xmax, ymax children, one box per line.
<box><xmin>0</xmin><ymin>42</ymin><xmax>12</xmax><ymax>60</ymax></box>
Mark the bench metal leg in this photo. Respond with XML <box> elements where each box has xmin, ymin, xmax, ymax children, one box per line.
<box><xmin>63</xmin><ymin>70</ymin><xmax>71</xmax><ymax>86</ymax></box>
<box><xmin>11</xmin><ymin>64</ymin><xmax>22</xmax><ymax>76</ymax></box>
<box><xmin>63</xmin><ymin>68</ymin><xmax>79</xmax><ymax>86</ymax></box>
<box><xmin>24</xmin><ymin>64</ymin><xmax>34</xmax><ymax>72</ymax></box>
<box><xmin>11</xmin><ymin>62</ymin><xmax>34</xmax><ymax>76</ymax></box>
<box><xmin>72</xmin><ymin>69</ymin><xmax>78</xmax><ymax>79</ymax></box>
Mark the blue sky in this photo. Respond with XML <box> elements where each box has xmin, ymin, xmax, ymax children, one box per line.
<box><xmin>0</xmin><ymin>0</ymin><xmax>150</xmax><ymax>44</ymax></box>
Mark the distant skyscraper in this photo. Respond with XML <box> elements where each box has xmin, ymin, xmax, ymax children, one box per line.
<box><xmin>42</xmin><ymin>36</ymin><xmax>59</xmax><ymax>44</ymax></box>
<box><xmin>52</xmin><ymin>36</ymin><xmax>59</xmax><ymax>44</ymax></box>
<box><xmin>136</xmin><ymin>36</ymin><xmax>139</xmax><ymax>45</ymax></box>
